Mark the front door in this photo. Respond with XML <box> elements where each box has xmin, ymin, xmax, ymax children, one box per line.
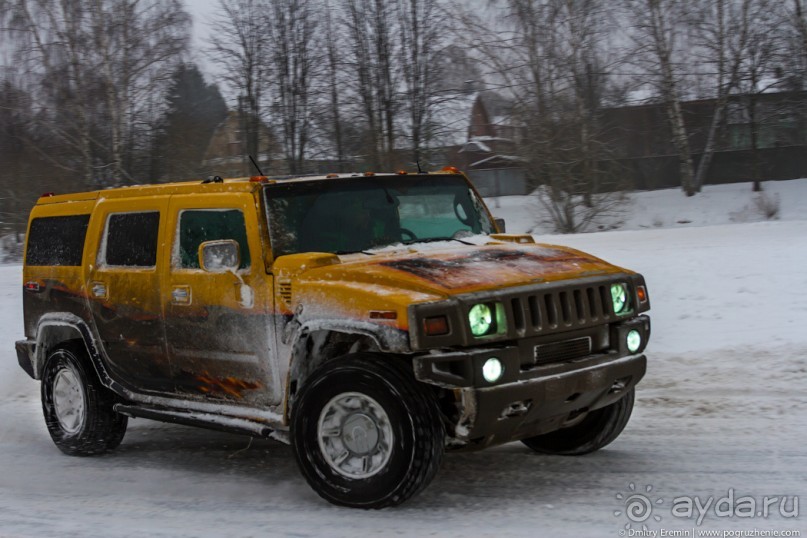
<box><xmin>161</xmin><ymin>194</ymin><xmax>278</xmax><ymax>406</ymax></box>
<box><xmin>87</xmin><ymin>198</ymin><xmax>170</xmax><ymax>393</ymax></box>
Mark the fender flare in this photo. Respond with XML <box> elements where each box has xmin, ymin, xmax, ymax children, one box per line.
<box><xmin>283</xmin><ymin>318</ymin><xmax>412</xmax><ymax>414</ymax></box>
<box><xmin>31</xmin><ymin>313</ymin><xmax>124</xmax><ymax>395</ymax></box>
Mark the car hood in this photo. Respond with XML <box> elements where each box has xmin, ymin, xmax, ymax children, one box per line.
<box><xmin>276</xmin><ymin>241</ymin><xmax>629</xmax><ymax>303</ymax></box>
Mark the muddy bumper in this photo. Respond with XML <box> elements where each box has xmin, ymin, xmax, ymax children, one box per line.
<box><xmin>412</xmin><ymin>317</ymin><xmax>649</xmax><ymax>449</ymax></box>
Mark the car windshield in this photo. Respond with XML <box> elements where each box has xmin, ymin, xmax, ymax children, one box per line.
<box><xmin>264</xmin><ymin>174</ymin><xmax>494</xmax><ymax>256</ymax></box>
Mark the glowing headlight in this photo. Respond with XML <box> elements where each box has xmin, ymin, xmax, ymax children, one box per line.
<box><xmin>610</xmin><ymin>283</ymin><xmax>629</xmax><ymax>315</ymax></box>
<box><xmin>482</xmin><ymin>357</ymin><xmax>503</xmax><ymax>383</ymax></box>
<box><xmin>469</xmin><ymin>303</ymin><xmax>494</xmax><ymax>336</ymax></box>
<box><xmin>626</xmin><ymin>329</ymin><xmax>642</xmax><ymax>353</ymax></box>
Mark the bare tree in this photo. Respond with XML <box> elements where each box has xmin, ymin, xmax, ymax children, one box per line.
<box><xmin>396</xmin><ymin>0</ymin><xmax>443</xmax><ymax>166</ymax></box>
<box><xmin>2</xmin><ymin>0</ymin><xmax>99</xmax><ymax>186</ymax></box>
<box><xmin>792</xmin><ymin>0</ymin><xmax>807</xmax><ymax>83</ymax></box>
<box><xmin>453</xmin><ymin>0</ymin><xmax>629</xmax><ymax>232</ymax></box>
<box><xmin>208</xmin><ymin>0</ymin><xmax>269</xmax><ymax>170</ymax></box>
<box><xmin>689</xmin><ymin>0</ymin><xmax>757</xmax><ymax>191</ymax></box>
<box><xmin>341</xmin><ymin>0</ymin><xmax>398</xmax><ymax>169</ymax></box>
<box><xmin>323</xmin><ymin>0</ymin><xmax>347</xmax><ymax>170</ymax></box>
<box><xmin>731</xmin><ymin>0</ymin><xmax>787</xmax><ymax>191</ymax></box>
<box><xmin>1</xmin><ymin>0</ymin><xmax>189</xmax><ymax>186</ymax></box>
<box><xmin>89</xmin><ymin>0</ymin><xmax>189</xmax><ymax>183</ymax></box>
<box><xmin>265</xmin><ymin>0</ymin><xmax>320</xmax><ymax>174</ymax></box>
<box><xmin>625</xmin><ymin>0</ymin><xmax>697</xmax><ymax>196</ymax></box>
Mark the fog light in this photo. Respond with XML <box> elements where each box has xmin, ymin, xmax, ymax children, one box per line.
<box><xmin>626</xmin><ymin>329</ymin><xmax>642</xmax><ymax>353</ymax></box>
<box><xmin>482</xmin><ymin>357</ymin><xmax>503</xmax><ymax>383</ymax></box>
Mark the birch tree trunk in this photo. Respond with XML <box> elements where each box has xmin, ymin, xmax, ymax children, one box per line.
<box><xmin>646</xmin><ymin>0</ymin><xmax>696</xmax><ymax>196</ymax></box>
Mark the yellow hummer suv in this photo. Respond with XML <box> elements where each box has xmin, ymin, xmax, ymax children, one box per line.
<box><xmin>16</xmin><ymin>169</ymin><xmax>650</xmax><ymax>508</ymax></box>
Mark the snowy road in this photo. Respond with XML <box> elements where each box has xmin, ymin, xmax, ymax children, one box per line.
<box><xmin>1</xmin><ymin>220</ymin><xmax>806</xmax><ymax>537</ymax></box>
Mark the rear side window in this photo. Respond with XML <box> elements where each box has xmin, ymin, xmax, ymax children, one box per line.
<box><xmin>175</xmin><ymin>209</ymin><xmax>251</xmax><ymax>269</ymax></box>
<box><xmin>26</xmin><ymin>215</ymin><xmax>90</xmax><ymax>266</ymax></box>
<box><xmin>104</xmin><ymin>212</ymin><xmax>160</xmax><ymax>267</ymax></box>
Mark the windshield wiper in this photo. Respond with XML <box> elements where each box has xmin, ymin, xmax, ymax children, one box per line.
<box><xmin>334</xmin><ymin>250</ymin><xmax>375</xmax><ymax>255</ymax></box>
<box><xmin>402</xmin><ymin>236</ymin><xmax>475</xmax><ymax>246</ymax></box>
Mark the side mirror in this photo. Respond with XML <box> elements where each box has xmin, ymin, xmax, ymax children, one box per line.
<box><xmin>199</xmin><ymin>240</ymin><xmax>241</xmax><ymax>272</ymax></box>
<box><xmin>494</xmin><ymin>218</ymin><xmax>506</xmax><ymax>233</ymax></box>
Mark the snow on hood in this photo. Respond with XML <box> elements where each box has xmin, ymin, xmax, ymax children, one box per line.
<box><xmin>301</xmin><ymin>242</ymin><xmax>625</xmax><ymax>298</ymax></box>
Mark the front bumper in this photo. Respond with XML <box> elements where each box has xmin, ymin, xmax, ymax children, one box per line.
<box><xmin>412</xmin><ymin>316</ymin><xmax>649</xmax><ymax>449</ymax></box>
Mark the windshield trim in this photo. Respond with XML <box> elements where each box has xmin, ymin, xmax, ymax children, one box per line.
<box><xmin>262</xmin><ymin>174</ymin><xmax>496</xmax><ymax>258</ymax></box>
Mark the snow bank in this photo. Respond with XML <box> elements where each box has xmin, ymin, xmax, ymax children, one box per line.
<box><xmin>1</xmin><ymin>182</ymin><xmax>806</xmax><ymax>537</ymax></box>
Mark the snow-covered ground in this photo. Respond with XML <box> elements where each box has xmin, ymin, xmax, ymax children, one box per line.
<box><xmin>1</xmin><ymin>180</ymin><xmax>806</xmax><ymax>537</ymax></box>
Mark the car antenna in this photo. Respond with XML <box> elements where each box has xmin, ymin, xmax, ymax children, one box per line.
<box><xmin>249</xmin><ymin>155</ymin><xmax>265</xmax><ymax>176</ymax></box>
<box><xmin>416</xmin><ymin>160</ymin><xmax>423</xmax><ymax>174</ymax></box>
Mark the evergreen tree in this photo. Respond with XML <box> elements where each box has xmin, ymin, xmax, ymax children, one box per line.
<box><xmin>155</xmin><ymin>63</ymin><xmax>228</xmax><ymax>180</ymax></box>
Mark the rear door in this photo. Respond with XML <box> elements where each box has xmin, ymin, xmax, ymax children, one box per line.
<box><xmin>86</xmin><ymin>198</ymin><xmax>170</xmax><ymax>393</ymax></box>
<box><xmin>161</xmin><ymin>193</ymin><xmax>278</xmax><ymax>406</ymax></box>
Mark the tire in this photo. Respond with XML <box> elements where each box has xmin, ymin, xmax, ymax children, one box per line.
<box><xmin>521</xmin><ymin>388</ymin><xmax>635</xmax><ymax>456</ymax></box>
<box><xmin>41</xmin><ymin>342</ymin><xmax>128</xmax><ymax>456</ymax></box>
<box><xmin>291</xmin><ymin>353</ymin><xmax>444</xmax><ymax>509</ymax></box>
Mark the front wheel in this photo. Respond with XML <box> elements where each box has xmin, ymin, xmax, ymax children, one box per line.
<box><xmin>521</xmin><ymin>389</ymin><xmax>635</xmax><ymax>455</ymax></box>
<box><xmin>41</xmin><ymin>343</ymin><xmax>127</xmax><ymax>456</ymax></box>
<box><xmin>291</xmin><ymin>354</ymin><xmax>444</xmax><ymax>508</ymax></box>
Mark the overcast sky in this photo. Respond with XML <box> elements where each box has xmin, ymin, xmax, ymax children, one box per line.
<box><xmin>186</xmin><ymin>0</ymin><xmax>219</xmax><ymax>75</ymax></box>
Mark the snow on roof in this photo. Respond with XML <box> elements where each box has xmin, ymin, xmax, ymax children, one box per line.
<box><xmin>460</xmin><ymin>139</ymin><xmax>492</xmax><ymax>153</ymax></box>
<box><xmin>470</xmin><ymin>154</ymin><xmax>524</xmax><ymax>168</ymax></box>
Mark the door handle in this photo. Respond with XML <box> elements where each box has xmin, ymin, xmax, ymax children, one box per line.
<box><xmin>171</xmin><ymin>285</ymin><xmax>191</xmax><ymax>305</ymax></box>
<box><xmin>91</xmin><ymin>281</ymin><xmax>108</xmax><ymax>299</ymax></box>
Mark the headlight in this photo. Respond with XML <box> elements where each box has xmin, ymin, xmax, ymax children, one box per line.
<box><xmin>468</xmin><ymin>303</ymin><xmax>495</xmax><ymax>336</ymax></box>
<box><xmin>482</xmin><ymin>357</ymin><xmax>503</xmax><ymax>383</ymax></box>
<box><xmin>626</xmin><ymin>329</ymin><xmax>642</xmax><ymax>353</ymax></box>
<box><xmin>610</xmin><ymin>283</ymin><xmax>630</xmax><ymax>315</ymax></box>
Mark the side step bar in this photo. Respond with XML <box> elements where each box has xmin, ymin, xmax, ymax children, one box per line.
<box><xmin>114</xmin><ymin>404</ymin><xmax>275</xmax><ymax>438</ymax></box>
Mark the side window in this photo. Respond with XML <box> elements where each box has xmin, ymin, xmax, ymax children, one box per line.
<box><xmin>103</xmin><ymin>212</ymin><xmax>160</xmax><ymax>267</ymax></box>
<box><xmin>175</xmin><ymin>209</ymin><xmax>251</xmax><ymax>270</ymax></box>
<box><xmin>26</xmin><ymin>215</ymin><xmax>90</xmax><ymax>266</ymax></box>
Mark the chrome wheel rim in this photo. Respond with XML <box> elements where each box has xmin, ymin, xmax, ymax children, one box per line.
<box><xmin>317</xmin><ymin>392</ymin><xmax>394</xmax><ymax>479</ymax></box>
<box><xmin>52</xmin><ymin>366</ymin><xmax>85</xmax><ymax>435</ymax></box>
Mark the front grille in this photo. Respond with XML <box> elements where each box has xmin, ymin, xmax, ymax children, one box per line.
<box><xmin>532</xmin><ymin>337</ymin><xmax>592</xmax><ymax>366</ymax></box>
<box><xmin>411</xmin><ymin>274</ymin><xmax>634</xmax><ymax>350</ymax></box>
<box><xmin>509</xmin><ymin>281</ymin><xmax>620</xmax><ymax>337</ymax></box>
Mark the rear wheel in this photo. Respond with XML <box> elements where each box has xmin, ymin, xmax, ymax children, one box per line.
<box><xmin>521</xmin><ymin>389</ymin><xmax>635</xmax><ymax>455</ymax></box>
<box><xmin>41</xmin><ymin>343</ymin><xmax>127</xmax><ymax>456</ymax></box>
<box><xmin>291</xmin><ymin>354</ymin><xmax>444</xmax><ymax>508</ymax></box>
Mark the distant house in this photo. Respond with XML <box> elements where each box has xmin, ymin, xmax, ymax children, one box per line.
<box><xmin>201</xmin><ymin>111</ymin><xmax>279</xmax><ymax>178</ymax></box>
<box><xmin>450</xmin><ymin>92</ymin><xmax>529</xmax><ymax>197</ymax></box>
<box><xmin>453</xmin><ymin>89</ymin><xmax>807</xmax><ymax>193</ymax></box>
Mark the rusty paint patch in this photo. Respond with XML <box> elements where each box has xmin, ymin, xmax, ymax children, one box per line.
<box><xmin>379</xmin><ymin>248</ymin><xmax>592</xmax><ymax>290</ymax></box>
<box><xmin>196</xmin><ymin>372</ymin><xmax>262</xmax><ymax>399</ymax></box>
